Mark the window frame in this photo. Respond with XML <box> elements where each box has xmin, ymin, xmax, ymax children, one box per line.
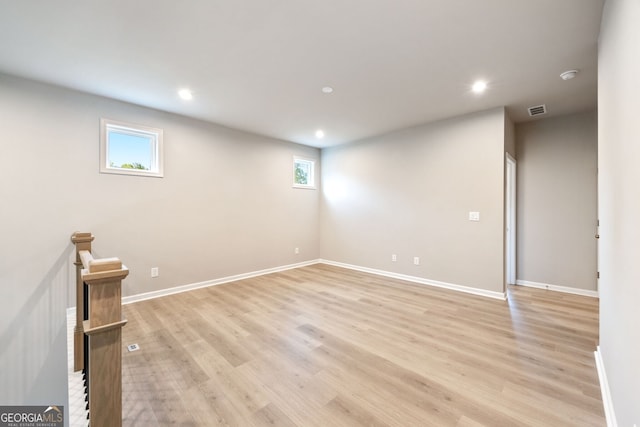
<box><xmin>99</xmin><ymin>118</ymin><xmax>164</xmax><ymax>178</ymax></box>
<box><xmin>292</xmin><ymin>156</ymin><xmax>316</xmax><ymax>189</ymax></box>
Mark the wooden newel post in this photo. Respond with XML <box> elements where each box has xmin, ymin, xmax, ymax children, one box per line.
<box><xmin>82</xmin><ymin>258</ymin><xmax>128</xmax><ymax>427</ymax></box>
<box><xmin>71</xmin><ymin>232</ymin><xmax>94</xmax><ymax>372</ymax></box>
<box><xmin>70</xmin><ymin>232</ymin><xmax>128</xmax><ymax>427</ymax></box>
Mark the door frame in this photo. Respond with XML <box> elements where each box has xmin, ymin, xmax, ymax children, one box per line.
<box><xmin>506</xmin><ymin>153</ymin><xmax>517</xmax><ymax>286</ymax></box>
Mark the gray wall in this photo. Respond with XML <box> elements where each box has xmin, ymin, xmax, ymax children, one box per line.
<box><xmin>516</xmin><ymin>111</ymin><xmax>598</xmax><ymax>292</ymax></box>
<box><xmin>320</xmin><ymin>108</ymin><xmax>506</xmax><ymax>294</ymax></box>
<box><xmin>1</xmin><ymin>55</ymin><xmax>611</xmax><ymax>422</ymax></box>
<box><xmin>598</xmin><ymin>0</ymin><xmax>640</xmax><ymax>424</ymax></box>
<box><xmin>0</xmin><ymin>74</ymin><xmax>319</xmax><ymax>411</ymax></box>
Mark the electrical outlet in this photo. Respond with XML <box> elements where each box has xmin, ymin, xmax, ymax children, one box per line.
<box><xmin>469</xmin><ymin>211</ymin><xmax>480</xmax><ymax>221</ymax></box>
<box><xmin>391</xmin><ymin>254</ymin><xmax>397</xmax><ymax>262</ymax></box>
<box><xmin>413</xmin><ymin>257</ymin><xmax>420</xmax><ymax>265</ymax></box>
<box><xmin>294</xmin><ymin>247</ymin><xmax>299</xmax><ymax>254</ymax></box>
<box><xmin>127</xmin><ymin>343</ymin><xmax>140</xmax><ymax>352</ymax></box>
<box><xmin>151</xmin><ymin>267</ymin><xmax>159</xmax><ymax>278</ymax></box>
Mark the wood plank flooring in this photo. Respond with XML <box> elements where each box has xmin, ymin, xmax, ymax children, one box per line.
<box><xmin>120</xmin><ymin>264</ymin><xmax>604</xmax><ymax>426</ymax></box>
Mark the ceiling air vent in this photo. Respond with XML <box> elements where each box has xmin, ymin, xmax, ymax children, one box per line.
<box><xmin>528</xmin><ymin>104</ymin><xmax>547</xmax><ymax>117</ymax></box>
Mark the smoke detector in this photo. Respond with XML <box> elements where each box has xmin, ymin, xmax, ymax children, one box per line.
<box><xmin>560</xmin><ymin>70</ymin><xmax>579</xmax><ymax>80</ymax></box>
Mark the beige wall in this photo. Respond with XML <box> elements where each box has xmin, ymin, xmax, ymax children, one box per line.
<box><xmin>320</xmin><ymin>108</ymin><xmax>506</xmax><ymax>294</ymax></box>
<box><xmin>598</xmin><ymin>0</ymin><xmax>640</xmax><ymax>424</ymax></box>
<box><xmin>515</xmin><ymin>111</ymin><xmax>598</xmax><ymax>292</ymax></box>
<box><xmin>0</xmin><ymin>74</ymin><xmax>319</xmax><ymax>409</ymax></box>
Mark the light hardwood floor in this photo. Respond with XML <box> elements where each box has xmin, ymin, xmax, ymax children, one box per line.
<box><xmin>121</xmin><ymin>264</ymin><xmax>604</xmax><ymax>426</ymax></box>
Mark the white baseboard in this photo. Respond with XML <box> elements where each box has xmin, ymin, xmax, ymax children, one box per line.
<box><xmin>320</xmin><ymin>259</ymin><xmax>506</xmax><ymax>300</ymax></box>
<box><xmin>67</xmin><ymin>258</ymin><xmax>509</xmax><ymax>313</ymax></box>
<box><xmin>515</xmin><ymin>280</ymin><xmax>599</xmax><ymax>298</ymax></box>
<box><xmin>595</xmin><ymin>346</ymin><xmax>618</xmax><ymax>427</ymax></box>
<box><xmin>67</xmin><ymin>260</ymin><xmax>320</xmax><ymax>313</ymax></box>
<box><xmin>121</xmin><ymin>259</ymin><xmax>321</xmax><ymax>305</ymax></box>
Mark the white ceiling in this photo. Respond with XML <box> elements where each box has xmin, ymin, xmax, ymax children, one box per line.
<box><xmin>0</xmin><ymin>0</ymin><xmax>604</xmax><ymax>148</ymax></box>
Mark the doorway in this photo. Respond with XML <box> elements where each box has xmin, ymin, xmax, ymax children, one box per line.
<box><xmin>506</xmin><ymin>153</ymin><xmax>517</xmax><ymax>286</ymax></box>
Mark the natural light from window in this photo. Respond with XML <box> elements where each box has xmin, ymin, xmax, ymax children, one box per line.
<box><xmin>100</xmin><ymin>119</ymin><xmax>163</xmax><ymax>177</ymax></box>
<box><xmin>293</xmin><ymin>156</ymin><xmax>315</xmax><ymax>189</ymax></box>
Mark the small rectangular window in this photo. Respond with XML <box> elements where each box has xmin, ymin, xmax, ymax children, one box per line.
<box><xmin>100</xmin><ymin>119</ymin><xmax>163</xmax><ymax>177</ymax></box>
<box><xmin>293</xmin><ymin>156</ymin><xmax>315</xmax><ymax>189</ymax></box>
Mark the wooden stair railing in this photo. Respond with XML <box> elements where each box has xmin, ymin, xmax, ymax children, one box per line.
<box><xmin>71</xmin><ymin>232</ymin><xmax>94</xmax><ymax>372</ymax></box>
<box><xmin>71</xmin><ymin>232</ymin><xmax>129</xmax><ymax>427</ymax></box>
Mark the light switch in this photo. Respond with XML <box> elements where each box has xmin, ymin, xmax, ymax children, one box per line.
<box><xmin>469</xmin><ymin>211</ymin><xmax>480</xmax><ymax>221</ymax></box>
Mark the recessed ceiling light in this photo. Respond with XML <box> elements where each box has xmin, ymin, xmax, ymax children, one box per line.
<box><xmin>472</xmin><ymin>81</ymin><xmax>487</xmax><ymax>94</ymax></box>
<box><xmin>560</xmin><ymin>70</ymin><xmax>579</xmax><ymax>80</ymax></box>
<box><xmin>315</xmin><ymin>129</ymin><xmax>325</xmax><ymax>139</ymax></box>
<box><xmin>178</xmin><ymin>89</ymin><xmax>193</xmax><ymax>100</ymax></box>
<box><xmin>322</xmin><ymin>86</ymin><xmax>334</xmax><ymax>94</ymax></box>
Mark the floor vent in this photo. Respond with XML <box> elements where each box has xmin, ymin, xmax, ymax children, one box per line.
<box><xmin>528</xmin><ymin>104</ymin><xmax>547</xmax><ymax>117</ymax></box>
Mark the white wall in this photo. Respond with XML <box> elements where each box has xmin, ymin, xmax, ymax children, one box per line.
<box><xmin>598</xmin><ymin>0</ymin><xmax>640</xmax><ymax>424</ymax></box>
<box><xmin>320</xmin><ymin>108</ymin><xmax>506</xmax><ymax>295</ymax></box>
<box><xmin>0</xmin><ymin>74</ymin><xmax>319</xmax><ymax>412</ymax></box>
<box><xmin>516</xmin><ymin>111</ymin><xmax>598</xmax><ymax>292</ymax></box>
